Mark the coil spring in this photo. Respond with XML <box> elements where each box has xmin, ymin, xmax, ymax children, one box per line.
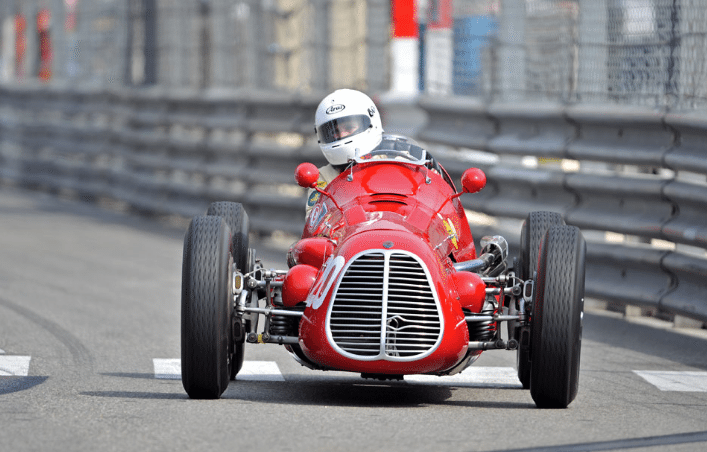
<box><xmin>466</xmin><ymin>308</ymin><xmax>497</xmax><ymax>342</ymax></box>
<box><xmin>269</xmin><ymin>314</ymin><xmax>292</xmax><ymax>336</ymax></box>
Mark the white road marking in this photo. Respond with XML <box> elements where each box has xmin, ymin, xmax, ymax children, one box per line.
<box><xmin>153</xmin><ymin>359</ymin><xmax>182</xmax><ymax>380</ymax></box>
<box><xmin>153</xmin><ymin>359</ymin><xmax>285</xmax><ymax>382</ymax></box>
<box><xmin>237</xmin><ymin>361</ymin><xmax>286</xmax><ymax>381</ymax></box>
<box><xmin>634</xmin><ymin>370</ymin><xmax>707</xmax><ymax>392</ymax></box>
<box><xmin>0</xmin><ymin>356</ymin><xmax>31</xmax><ymax>376</ymax></box>
<box><xmin>405</xmin><ymin>366</ymin><xmax>522</xmax><ymax>388</ymax></box>
<box><xmin>154</xmin><ymin>361</ymin><xmax>707</xmax><ymax>392</ymax></box>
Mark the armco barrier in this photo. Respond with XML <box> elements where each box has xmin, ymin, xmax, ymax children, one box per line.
<box><xmin>664</xmin><ymin>111</ymin><xmax>707</xmax><ymax>175</ymax></box>
<box><xmin>417</xmin><ymin>96</ymin><xmax>707</xmax><ymax>324</ymax></box>
<box><xmin>486</xmin><ymin>102</ymin><xmax>571</xmax><ymax>159</ymax></box>
<box><xmin>565</xmin><ymin>104</ymin><xmax>672</xmax><ymax>166</ymax></box>
<box><xmin>0</xmin><ymin>84</ymin><xmax>326</xmax><ymax>235</ymax></box>
<box><xmin>0</xmin><ymin>84</ymin><xmax>705</xmax><ymax>324</ymax></box>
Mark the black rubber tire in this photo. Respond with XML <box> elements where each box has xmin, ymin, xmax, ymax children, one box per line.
<box><xmin>206</xmin><ymin>202</ymin><xmax>250</xmax><ymax>380</ymax></box>
<box><xmin>181</xmin><ymin>216</ymin><xmax>233</xmax><ymax>399</ymax></box>
<box><xmin>519</xmin><ymin>211</ymin><xmax>565</xmax><ymax>281</ymax></box>
<box><xmin>529</xmin><ymin>225</ymin><xmax>586</xmax><ymax>408</ymax></box>
<box><xmin>206</xmin><ymin>202</ymin><xmax>250</xmax><ymax>273</ymax></box>
<box><xmin>516</xmin><ymin>211</ymin><xmax>565</xmax><ymax>389</ymax></box>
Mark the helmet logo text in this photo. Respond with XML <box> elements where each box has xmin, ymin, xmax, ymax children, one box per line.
<box><xmin>326</xmin><ymin>104</ymin><xmax>345</xmax><ymax>115</ymax></box>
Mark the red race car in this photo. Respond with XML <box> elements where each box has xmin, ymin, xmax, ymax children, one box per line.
<box><xmin>181</xmin><ymin>135</ymin><xmax>586</xmax><ymax>408</ymax></box>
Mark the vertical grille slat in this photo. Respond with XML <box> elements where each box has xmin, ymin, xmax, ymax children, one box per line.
<box><xmin>328</xmin><ymin>251</ymin><xmax>442</xmax><ymax>360</ymax></box>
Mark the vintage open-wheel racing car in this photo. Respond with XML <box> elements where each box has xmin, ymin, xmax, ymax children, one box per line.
<box><xmin>180</xmin><ymin>136</ymin><xmax>586</xmax><ymax>408</ymax></box>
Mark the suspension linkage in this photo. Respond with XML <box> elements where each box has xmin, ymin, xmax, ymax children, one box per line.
<box><xmin>243</xmin><ymin>306</ymin><xmax>304</xmax><ymax>317</ymax></box>
<box><xmin>465</xmin><ymin>314</ymin><xmax>524</xmax><ymax>323</ymax></box>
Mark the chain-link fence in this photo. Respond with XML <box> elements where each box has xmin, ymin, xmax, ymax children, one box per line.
<box><xmin>421</xmin><ymin>0</ymin><xmax>707</xmax><ymax>110</ymax></box>
<box><xmin>0</xmin><ymin>0</ymin><xmax>390</xmax><ymax>93</ymax></box>
<box><xmin>3</xmin><ymin>0</ymin><xmax>706</xmax><ymax>109</ymax></box>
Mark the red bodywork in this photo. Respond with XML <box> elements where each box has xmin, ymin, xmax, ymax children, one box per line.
<box><xmin>286</xmin><ymin>158</ymin><xmax>487</xmax><ymax>375</ymax></box>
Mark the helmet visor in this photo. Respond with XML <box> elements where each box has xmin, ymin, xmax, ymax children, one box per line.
<box><xmin>317</xmin><ymin>115</ymin><xmax>371</xmax><ymax>144</ymax></box>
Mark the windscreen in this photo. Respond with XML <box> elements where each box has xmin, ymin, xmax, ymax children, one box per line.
<box><xmin>355</xmin><ymin>136</ymin><xmax>429</xmax><ymax>165</ymax></box>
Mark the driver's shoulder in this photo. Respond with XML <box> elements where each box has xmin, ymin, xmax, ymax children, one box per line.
<box><xmin>319</xmin><ymin>164</ymin><xmax>341</xmax><ymax>184</ymax></box>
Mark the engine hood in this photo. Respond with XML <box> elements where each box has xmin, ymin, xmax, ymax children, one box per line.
<box><xmin>336</xmin><ymin>224</ymin><xmax>439</xmax><ymax>266</ymax></box>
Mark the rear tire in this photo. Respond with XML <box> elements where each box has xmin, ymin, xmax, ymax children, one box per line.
<box><xmin>181</xmin><ymin>216</ymin><xmax>233</xmax><ymax>399</ymax></box>
<box><xmin>516</xmin><ymin>211</ymin><xmax>565</xmax><ymax>389</ymax></box>
<box><xmin>206</xmin><ymin>202</ymin><xmax>250</xmax><ymax>273</ymax></box>
<box><xmin>206</xmin><ymin>202</ymin><xmax>250</xmax><ymax>380</ymax></box>
<box><xmin>529</xmin><ymin>225</ymin><xmax>585</xmax><ymax>408</ymax></box>
<box><xmin>519</xmin><ymin>211</ymin><xmax>565</xmax><ymax>281</ymax></box>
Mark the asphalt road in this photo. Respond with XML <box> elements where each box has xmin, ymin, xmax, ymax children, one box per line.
<box><xmin>1</xmin><ymin>187</ymin><xmax>706</xmax><ymax>452</ymax></box>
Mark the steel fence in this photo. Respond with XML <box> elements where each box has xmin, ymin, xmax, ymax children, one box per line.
<box><xmin>0</xmin><ymin>83</ymin><xmax>324</xmax><ymax>235</ymax></box>
<box><xmin>416</xmin><ymin>97</ymin><xmax>707</xmax><ymax>323</ymax></box>
<box><xmin>420</xmin><ymin>0</ymin><xmax>707</xmax><ymax>109</ymax></box>
<box><xmin>0</xmin><ymin>0</ymin><xmax>389</xmax><ymax>92</ymax></box>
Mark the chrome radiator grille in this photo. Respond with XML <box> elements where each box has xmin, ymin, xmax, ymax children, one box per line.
<box><xmin>328</xmin><ymin>251</ymin><xmax>442</xmax><ymax>360</ymax></box>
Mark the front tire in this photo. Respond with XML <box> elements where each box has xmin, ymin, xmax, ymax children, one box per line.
<box><xmin>516</xmin><ymin>211</ymin><xmax>565</xmax><ymax>389</ymax></box>
<box><xmin>206</xmin><ymin>202</ymin><xmax>251</xmax><ymax>380</ymax></box>
<box><xmin>529</xmin><ymin>225</ymin><xmax>586</xmax><ymax>408</ymax></box>
<box><xmin>181</xmin><ymin>216</ymin><xmax>233</xmax><ymax>399</ymax></box>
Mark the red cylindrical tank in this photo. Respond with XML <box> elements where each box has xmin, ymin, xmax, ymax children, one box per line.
<box><xmin>282</xmin><ymin>264</ymin><xmax>318</xmax><ymax>308</ymax></box>
<box><xmin>451</xmin><ymin>271</ymin><xmax>486</xmax><ymax>312</ymax></box>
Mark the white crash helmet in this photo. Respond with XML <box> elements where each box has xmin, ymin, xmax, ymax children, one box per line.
<box><xmin>314</xmin><ymin>89</ymin><xmax>383</xmax><ymax>166</ymax></box>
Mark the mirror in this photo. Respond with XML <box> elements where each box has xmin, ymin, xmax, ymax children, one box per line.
<box><xmin>295</xmin><ymin>162</ymin><xmax>319</xmax><ymax>188</ymax></box>
<box><xmin>461</xmin><ymin>168</ymin><xmax>486</xmax><ymax>194</ymax></box>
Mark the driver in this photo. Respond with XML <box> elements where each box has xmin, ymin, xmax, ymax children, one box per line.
<box><xmin>306</xmin><ymin>89</ymin><xmax>384</xmax><ymax>216</ymax></box>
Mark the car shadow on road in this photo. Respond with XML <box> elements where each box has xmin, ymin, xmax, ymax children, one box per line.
<box><xmin>80</xmin><ymin>390</ymin><xmax>185</xmax><ymax>400</ymax></box>
<box><xmin>100</xmin><ymin>372</ymin><xmax>160</xmax><ymax>380</ymax></box>
<box><xmin>79</xmin><ymin>379</ymin><xmax>534</xmax><ymax>409</ymax></box>
<box><xmin>0</xmin><ymin>376</ymin><xmax>49</xmax><ymax>395</ymax></box>
<box><xmin>0</xmin><ymin>376</ymin><xmax>49</xmax><ymax>396</ymax></box>
<box><xmin>220</xmin><ymin>379</ymin><xmax>534</xmax><ymax>409</ymax></box>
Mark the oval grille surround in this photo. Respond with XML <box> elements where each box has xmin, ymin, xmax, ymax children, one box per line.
<box><xmin>327</xmin><ymin>250</ymin><xmax>443</xmax><ymax>361</ymax></box>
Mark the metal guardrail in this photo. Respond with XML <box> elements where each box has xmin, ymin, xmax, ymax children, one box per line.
<box><xmin>0</xmin><ymin>84</ymin><xmax>705</xmax><ymax>324</ymax></box>
<box><xmin>0</xmin><ymin>84</ymin><xmax>326</xmax><ymax>236</ymax></box>
<box><xmin>417</xmin><ymin>96</ymin><xmax>707</xmax><ymax>323</ymax></box>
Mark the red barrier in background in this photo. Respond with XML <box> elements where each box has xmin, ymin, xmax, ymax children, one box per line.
<box><xmin>37</xmin><ymin>9</ymin><xmax>52</xmax><ymax>81</ymax></box>
<box><xmin>392</xmin><ymin>0</ymin><xmax>417</xmax><ymax>38</ymax></box>
<box><xmin>15</xmin><ymin>14</ymin><xmax>26</xmax><ymax>78</ymax></box>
